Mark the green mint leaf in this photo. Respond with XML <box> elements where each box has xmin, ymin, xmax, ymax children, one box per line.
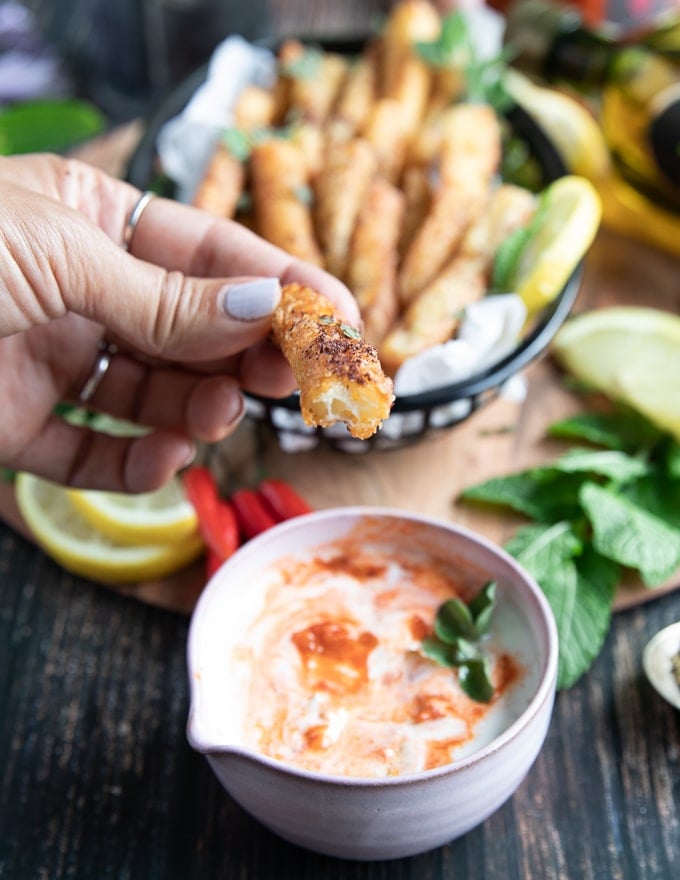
<box><xmin>420</xmin><ymin>637</ymin><xmax>457</xmax><ymax>667</ymax></box>
<box><xmin>491</xmin><ymin>223</ymin><xmax>533</xmax><ymax>292</ymax></box>
<box><xmin>663</xmin><ymin>436</ymin><xmax>680</xmax><ymax>480</ymax></box>
<box><xmin>506</xmin><ymin>522</ymin><xmax>617</xmax><ymax>688</ymax></box>
<box><xmin>434</xmin><ymin>599</ymin><xmax>476</xmax><ymax>643</ymax></box>
<box><xmin>461</xmin><ymin>467</ymin><xmax>586</xmax><ymax>522</ymax></box>
<box><xmin>221</xmin><ymin>127</ymin><xmax>251</xmax><ymax>162</ymax></box>
<box><xmin>621</xmin><ymin>466</ymin><xmax>680</xmax><ymax>531</ymax></box>
<box><xmin>468</xmin><ymin>581</ymin><xmax>496</xmax><ymax>635</ymax></box>
<box><xmin>0</xmin><ymin>99</ymin><xmax>105</xmax><ymax>155</ymax></box>
<box><xmin>458</xmin><ymin>657</ymin><xmax>494</xmax><ymax>703</ymax></box>
<box><xmin>548</xmin><ymin>411</ymin><xmax>663</xmax><ymax>452</ymax></box>
<box><xmin>279</xmin><ymin>46</ymin><xmax>323</xmax><ymax>80</ymax></box>
<box><xmin>580</xmin><ymin>482</ymin><xmax>680</xmax><ymax>585</ymax></box>
<box><xmin>415</xmin><ymin>12</ymin><xmax>472</xmax><ymax>69</ymax></box>
<box><xmin>553</xmin><ymin>448</ymin><xmax>649</xmax><ymax>484</ymax></box>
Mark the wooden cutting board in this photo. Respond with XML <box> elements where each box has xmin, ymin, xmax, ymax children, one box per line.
<box><xmin>1</xmin><ymin>128</ymin><xmax>677</xmax><ymax>616</ymax></box>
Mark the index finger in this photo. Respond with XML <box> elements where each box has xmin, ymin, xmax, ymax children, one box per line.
<box><xmin>126</xmin><ymin>195</ymin><xmax>362</xmax><ymax>326</ymax></box>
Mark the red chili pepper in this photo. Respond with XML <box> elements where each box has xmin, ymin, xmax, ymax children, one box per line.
<box><xmin>230</xmin><ymin>488</ymin><xmax>278</xmax><ymax>540</ymax></box>
<box><xmin>257</xmin><ymin>478</ymin><xmax>313</xmax><ymax>521</ymax></box>
<box><xmin>205</xmin><ymin>548</ymin><xmax>224</xmax><ymax>580</ymax></box>
<box><xmin>182</xmin><ymin>466</ymin><xmax>239</xmax><ymax>561</ymax></box>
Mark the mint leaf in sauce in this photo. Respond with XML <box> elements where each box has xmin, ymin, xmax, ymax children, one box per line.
<box><xmin>421</xmin><ymin>582</ymin><xmax>497</xmax><ymax>703</ymax></box>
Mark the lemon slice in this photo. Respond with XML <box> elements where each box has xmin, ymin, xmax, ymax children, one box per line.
<box><xmin>512</xmin><ymin>175</ymin><xmax>602</xmax><ymax>316</ymax></box>
<box><xmin>505</xmin><ymin>69</ymin><xmax>611</xmax><ymax>181</ymax></box>
<box><xmin>552</xmin><ymin>307</ymin><xmax>680</xmax><ymax>439</ymax></box>
<box><xmin>15</xmin><ymin>473</ymin><xmax>204</xmax><ymax>584</ymax></box>
<box><xmin>67</xmin><ymin>477</ymin><xmax>198</xmax><ymax>545</ymax></box>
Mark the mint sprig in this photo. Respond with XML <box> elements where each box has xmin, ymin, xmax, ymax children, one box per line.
<box><xmin>415</xmin><ymin>11</ymin><xmax>512</xmax><ymax>111</ymax></box>
<box><xmin>460</xmin><ymin>408</ymin><xmax>680</xmax><ymax>689</ymax></box>
<box><xmin>420</xmin><ymin>581</ymin><xmax>496</xmax><ymax>703</ymax></box>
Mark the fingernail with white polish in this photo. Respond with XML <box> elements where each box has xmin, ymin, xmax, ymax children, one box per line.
<box><xmin>222</xmin><ymin>278</ymin><xmax>281</xmax><ymax>321</ymax></box>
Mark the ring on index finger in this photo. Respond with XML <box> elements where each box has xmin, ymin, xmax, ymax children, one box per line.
<box><xmin>123</xmin><ymin>190</ymin><xmax>156</xmax><ymax>252</ymax></box>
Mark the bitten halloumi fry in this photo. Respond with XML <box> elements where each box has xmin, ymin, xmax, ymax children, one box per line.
<box><xmin>250</xmin><ymin>139</ymin><xmax>323</xmax><ymax>265</ymax></box>
<box><xmin>314</xmin><ymin>136</ymin><xmax>377</xmax><ymax>278</ymax></box>
<box><xmin>192</xmin><ymin>143</ymin><xmax>245</xmax><ymax>219</ymax></box>
<box><xmin>346</xmin><ymin>178</ymin><xmax>405</xmax><ymax>347</ymax></box>
<box><xmin>380</xmin><ymin>184</ymin><xmax>538</xmax><ymax>373</ymax></box>
<box><xmin>398</xmin><ymin>103</ymin><xmax>503</xmax><ymax>303</ymax></box>
<box><xmin>271</xmin><ymin>283</ymin><xmax>394</xmax><ymax>439</ymax></box>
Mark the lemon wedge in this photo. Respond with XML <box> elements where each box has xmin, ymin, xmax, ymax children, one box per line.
<box><xmin>67</xmin><ymin>477</ymin><xmax>199</xmax><ymax>545</ymax></box>
<box><xmin>505</xmin><ymin>69</ymin><xmax>611</xmax><ymax>181</ymax></box>
<box><xmin>552</xmin><ymin>307</ymin><xmax>680</xmax><ymax>440</ymax></box>
<box><xmin>15</xmin><ymin>473</ymin><xmax>204</xmax><ymax>584</ymax></box>
<box><xmin>512</xmin><ymin>175</ymin><xmax>602</xmax><ymax>316</ymax></box>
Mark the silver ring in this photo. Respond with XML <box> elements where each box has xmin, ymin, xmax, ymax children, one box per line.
<box><xmin>78</xmin><ymin>340</ymin><xmax>118</xmax><ymax>403</ymax></box>
<box><xmin>123</xmin><ymin>190</ymin><xmax>155</xmax><ymax>252</ymax></box>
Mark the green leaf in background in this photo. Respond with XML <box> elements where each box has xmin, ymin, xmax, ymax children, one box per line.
<box><xmin>621</xmin><ymin>466</ymin><xmax>680</xmax><ymax>531</ymax></box>
<box><xmin>460</xmin><ymin>467</ymin><xmax>587</xmax><ymax>522</ymax></box>
<box><xmin>505</xmin><ymin>522</ymin><xmax>617</xmax><ymax>688</ymax></box>
<box><xmin>580</xmin><ymin>482</ymin><xmax>680</xmax><ymax>586</ymax></box>
<box><xmin>0</xmin><ymin>99</ymin><xmax>105</xmax><ymax>155</ymax></box>
<box><xmin>552</xmin><ymin>448</ymin><xmax>649</xmax><ymax>484</ymax></box>
<box><xmin>548</xmin><ymin>411</ymin><xmax>664</xmax><ymax>453</ymax></box>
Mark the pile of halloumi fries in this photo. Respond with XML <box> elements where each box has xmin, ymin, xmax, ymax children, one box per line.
<box><xmin>193</xmin><ymin>0</ymin><xmax>539</xmax><ymax>378</ymax></box>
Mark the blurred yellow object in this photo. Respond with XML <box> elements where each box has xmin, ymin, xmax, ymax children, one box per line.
<box><xmin>552</xmin><ymin>307</ymin><xmax>680</xmax><ymax>440</ymax></box>
<box><xmin>505</xmin><ymin>69</ymin><xmax>611</xmax><ymax>181</ymax></box>
<box><xmin>16</xmin><ymin>473</ymin><xmax>204</xmax><ymax>584</ymax></box>
<box><xmin>507</xmin><ymin>68</ymin><xmax>680</xmax><ymax>257</ymax></box>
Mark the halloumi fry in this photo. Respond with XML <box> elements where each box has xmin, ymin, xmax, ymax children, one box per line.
<box><xmin>271</xmin><ymin>283</ymin><xmax>394</xmax><ymax>439</ymax></box>
<box><xmin>279</xmin><ymin>41</ymin><xmax>348</xmax><ymax>125</ymax></box>
<box><xmin>346</xmin><ymin>178</ymin><xmax>405</xmax><ymax>347</ymax></box>
<box><xmin>233</xmin><ymin>84</ymin><xmax>277</xmax><ymax>130</ymax></box>
<box><xmin>380</xmin><ymin>257</ymin><xmax>487</xmax><ymax>375</ymax></box>
<box><xmin>314</xmin><ymin>136</ymin><xmax>377</xmax><ymax>278</ymax></box>
<box><xmin>330</xmin><ymin>51</ymin><xmax>379</xmax><ymax>140</ymax></box>
<box><xmin>397</xmin><ymin>185</ymin><xmax>487</xmax><ymax>304</ymax></box>
<box><xmin>398</xmin><ymin>164</ymin><xmax>432</xmax><ymax>256</ymax></box>
<box><xmin>439</xmin><ymin>103</ymin><xmax>502</xmax><ymax>189</ymax></box>
<box><xmin>384</xmin><ymin>55</ymin><xmax>432</xmax><ymax>138</ymax></box>
<box><xmin>362</xmin><ymin>98</ymin><xmax>410</xmax><ymax>184</ymax></box>
<box><xmin>380</xmin><ymin>0</ymin><xmax>441</xmax><ymax>95</ymax></box>
<box><xmin>192</xmin><ymin>143</ymin><xmax>245</xmax><ymax>218</ymax></box>
<box><xmin>250</xmin><ymin>139</ymin><xmax>323</xmax><ymax>265</ymax></box>
<box><xmin>398</xmin><ymin>103</ymin><xmax>502</xmax><ymax>302</ymax></box>
<box><xmin>380</xmin><ymin>184</ymin><xmax>538</xmax><ymax>373</ymax></box>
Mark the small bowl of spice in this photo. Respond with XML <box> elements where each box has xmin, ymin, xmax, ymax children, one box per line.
<box><xmin>186</xmin><ymin>508</ymin><xmax>558</xmax><ymax>860</ymax></box>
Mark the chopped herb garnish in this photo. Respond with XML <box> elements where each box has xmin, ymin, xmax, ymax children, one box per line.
<box><xmin>340</xmin><ymin>323</ymin><xmax>361</xmax><ymax>340</ymax></box>
<box><xmin>420</xmin><ymin>581</ymin><xmax>497</xmax><ymax>703</ymax></box>
<box><xmin>415</xmin><ymin>11</ymin><xmax>512</xmax><ymax>111</ymax></box>
<box><xmin>279</xmin><ymin>46</ymin><xmax>324</xmax><ymax>81</ymax></box>
<box><xmin>318</xmin><ymin>314</ymin><xmax>335</xmax><ymax>325</ymax></box>
<box><xmin>221</xmin><ymin>127</ymin><xmax>252</xmax><ymax>162</ymax></box>
<box><xmin>293</xmin><ymin>184</ymin><xmax>313</xmax><ymax>206</ymax></box>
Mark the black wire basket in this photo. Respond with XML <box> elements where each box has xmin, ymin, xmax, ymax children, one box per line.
<box><xmin>127</xmin><ymin>36</ymin><xmax>581</xmax><ymax>453</ymax></box>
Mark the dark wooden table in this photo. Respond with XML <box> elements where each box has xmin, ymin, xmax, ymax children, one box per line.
<box><xmin>2</xmin><ymin>2</ymin><xmax>680</xmax><ymax>878</ymax></box>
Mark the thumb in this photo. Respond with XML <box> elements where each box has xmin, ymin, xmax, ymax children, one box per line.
<box><xmin>3</xmin><ymin>184</ymin><xmax>282</xmax><ymax>361</ymax></box>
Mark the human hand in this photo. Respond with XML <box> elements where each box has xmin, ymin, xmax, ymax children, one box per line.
<box><xmin>0</xmin><ymin>153</ymin><xmax>359</xmax><ymax>493</ymax></box>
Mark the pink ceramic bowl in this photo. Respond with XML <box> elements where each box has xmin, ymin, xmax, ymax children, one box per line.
<box><xmin>187</xmin><ymin>508</ymin><xmax>558</xmax><ymax>860</ymax></box>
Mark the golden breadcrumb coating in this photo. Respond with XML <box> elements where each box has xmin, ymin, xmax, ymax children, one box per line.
<box><xmin>271</xmin><ymin>283</ymin><xmax>394</xmax><ymax>439</ymax></box>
